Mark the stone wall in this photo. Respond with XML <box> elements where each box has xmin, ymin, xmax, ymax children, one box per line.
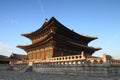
<box><xmin>0</xmin><ymin>64</ymin><xmax>10</xmax><ymax>70</ymax></box>
<box><xmin>11</xmin><ymin>53</ymin><xmax>120</xmax><ymax>79</ymax></box>
<box><xmin>0</xmin><ymin>71</ymin><xmax>120</xmax><ymax>80</ymax></box>
<box><xmin>12</xmin><ymin>63</ymin><xmax>28</xmax><ymax>71</ymax></box>
<box><xmin>32</xmin><ymin>61</ymin><xmax>120</xmax><ymax>77</ymax></box>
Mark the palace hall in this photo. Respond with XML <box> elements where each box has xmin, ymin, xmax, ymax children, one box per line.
<box><xmin>17</xmin><ymin>17</ymin><xmax>101</xmax><ymax>60</ymax></box>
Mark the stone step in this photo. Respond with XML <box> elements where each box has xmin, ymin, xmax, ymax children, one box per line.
<box><xmin>20</xmin><ymin>66</ymin><xmax>32</xmax><ymax>72</ymax></box>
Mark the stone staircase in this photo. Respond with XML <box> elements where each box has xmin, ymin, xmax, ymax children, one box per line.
<box><xmin>20</xmin><ymin>66</ymin><xmax>32</xmax><ymax>72</ymax></box>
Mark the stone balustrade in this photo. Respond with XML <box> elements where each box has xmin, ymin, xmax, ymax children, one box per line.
<box><xmin>32</xmin><ymin>54</ymin><xmax>104</xmax><ymax>65</ymax></box>
<box><xmin>13</xmin><ymin>53</ymin><xmax>120</xmax><ymax>67</ymax></box>
<box><xmin>109</xmin><ymin>59</ymin><xmax>120</xmax><ymax>66</ymax></box>
<box><xmin>86</xmin><ymin>56</ymin><xmax>103</xmax><ymax>63</ymax></box>
<box><xmin>45</xmin><ymin>54</ymin><xmax>85</xmax><ymax>62</ymax></box>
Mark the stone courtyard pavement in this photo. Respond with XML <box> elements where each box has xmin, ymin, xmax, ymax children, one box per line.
<box><xmin>0</xmin><ymin>71</ymin><xmax>120</xmax><ymax>80</ymax></box>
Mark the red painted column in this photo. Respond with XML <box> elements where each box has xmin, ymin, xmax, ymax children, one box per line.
<box><xmin>44</xmin><ymin>49</ymin><xmax>46</xmax><ymax>60</ymax></box>
<box><xmin>39</xmin><ymin>51</ymin><xmax>41</xmax><ymax>59</ymax></box>
<box><xmin>61</xmin><ymin>51</ymin><xmax>64</xmax><ymax>57</ymax></box>
<box><xmin>33</xmin><ymin>53</ymin><xmax>34</xmax><ymax>59</ymax></box>
<box><xmin>33</xmin><ymin>53</ymin><xmax>35</xmax><ymax>59</ymax></box>
<box><xmin>36</xmin><ymin>52</ymin><xmax>37</xmax><ymax>59</ymax></box>
<box><xmin>32</xmin><ymin>53</ymin><xmax>33</xmax><ymax>60</ymax></box>
<box><xmin>34</xmin><ymin>53</ymin><xmax>35</xmax><ymax>59</ymax></box>
<box><xmin>41</xmin><ymin>50</ymin><xmax>43</xmax><ymax>60</ymax></box>
<box><xmin>52</xmin><ymin>48</ymin><xmax>54</xmax><ymax>57</ymax></box>
<box><xmin>27</xmin><ymin>53</ymin><xmax>28</xmax><ymax>60</ymax></box>
<box><xmin>37</xmin><ymin>52</ymin><xmax>38</xmax><ymax>59</ymax></box>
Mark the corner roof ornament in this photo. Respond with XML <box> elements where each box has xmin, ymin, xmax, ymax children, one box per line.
<box><xmin>45</xmin><ymin>18</ymin><xmax>48</xmax><ymax>22</ymax></box>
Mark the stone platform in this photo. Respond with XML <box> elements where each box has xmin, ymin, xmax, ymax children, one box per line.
<box><xmin>10</xmin><ymin>53</ymin><xmax>120</xmax><ymax>80</ymax></box>
<box><xmin>0</xmin><ymin>71</ymin><xmax>120</xmax><ymax>80</ymax></box>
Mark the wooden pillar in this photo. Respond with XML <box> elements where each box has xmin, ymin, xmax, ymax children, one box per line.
<box><xmin>27</xmin><ymin>53</ymin><xmax>29</xmax><ymax>60</ymax></box>
<box><xmin>61</xmin><ymin>51</ymin><xmax>64</xmax><ymax>57</ymax></box>
<box><xmin>36</xmin><ymin>52</ymin><xmax>37</xmax><ymax>59</ymax></box>
<box><xmin>35</xmin><ymin>52</ymin><xmax>37</xmax><ymax>59</ymax></box>
<box><xmin>39</xmin><ymin>51</ymin><xmax>41</xmax><ymax>59</ymax></box>
<box><xmin>44</xmin><ymin>49</ymin><xmax>46</xmax><ymax>60</ymax></box>
<box><xmin>33</xmin><ymin>53</ymin><xmax>34</xmax><ymax>59</ymax></box>
<box><xmin>52</xmin><ymin>48</ymin><xmax>54</xmax><ymax>57</ymax></box>
<box><xmin>32</xmin><ymin>53</ymin><xmax>33</xmax><ymax>59</ymax></box>
<box><xmin>41</xmin><ymin>50</ymin><xmax>43</xmax><ymax>60</ymax></box>
<box><xmin>34</xmin><ymin>52</ymin><xmax>35</xmax><ymax>59</ymax></box>
<box><xmin>29</xmin><ymin>53</ymin><xmax>31</xmax><ymax>60</ymax></box>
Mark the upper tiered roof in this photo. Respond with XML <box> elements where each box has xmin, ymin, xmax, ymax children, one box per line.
<box><xmin>21</xmin><ymin>17</ymin><xmax>97</xmax><ymax>42</ymax></box>
<box><xmin>17</xmin><ymin>17</ymin><xmax>101</xmax><ymax>55</ymax></box>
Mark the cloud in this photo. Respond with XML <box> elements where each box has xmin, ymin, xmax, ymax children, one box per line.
<box><xmin>0</xmin><ymin>42</ymin><xmax>12</xmax><ymax>56</ymax></box>
<box><xmin>0</xmin><ymin>41</ymin><xmax>26</xmax><ymax>57</ymax></box>
<box><xmin>37</xmin><ymin>0</ymin><xmax>46</xmax><ymax>18</ymax></box>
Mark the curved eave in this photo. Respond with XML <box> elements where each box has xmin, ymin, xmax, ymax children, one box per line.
<box><xmin>72</xmin><ymin>31</ymin><xmax>98</xmax><ymax>42</ymax></box>
<box><xmin>21</xmin><ymin>32</ymin><xmax>33</xmax><ymax>38</ymax></box>
<box><xmin>17</xmin><ymin>33</ymin><xmax>53</xmax><ymax>51</ymax></box>
<box><xmin>21</xmin><ymin>19</ymin><xmax>49</xmax><ymax>39</ymax></box>
<box><xmin>0</xmin><ymin>58</ymin><xmax>11</xmax><ymax>61</ymax></box>
<box><xmin>68</xmin><ymin>40</ymin><xmax>101</xmax><ymax>51</ymax></box>
<box><xmin>86</xmin><ymin>37</ymin><xmax>98</xmax><ymax>44</ymax></box>
<box><xmin>54</xmin><ymin>34</ymin><xmax>101</xmax><ymax>52</ymax></box>
<box><xmin>79</xmin><ymin>34</ymin><xmax>98</xmax><ymax>40</ymax></box>
<box><xmin>53</xmin><ymin>17</ymin><xmax>98</xmax><ymax>41</ymax></box>
<box><xmin>30</xmin><ymin>17</ymin><xmax>57</xmax><ymax>37</ymax></box>
<box><xmin>91</xmin><ymin>47</ymin><xmax>101</xmax><ymax>51</ymax></box>
<box><xmin>17</xmin><ymin>44</ymin><xmax>30</xmax><ymax>50</ymax></box>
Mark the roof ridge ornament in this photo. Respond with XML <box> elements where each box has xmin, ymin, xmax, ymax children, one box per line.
<box><xmin>45</xmin><ymin>18</ymin><xmax>48</xmax><ymax>22</ymax></box>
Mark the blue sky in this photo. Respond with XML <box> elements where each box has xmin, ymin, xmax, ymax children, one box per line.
<box><xmin>0</xmin><ymin>0</ymin><xmax>120</xmax><ymax>58</ymax></box>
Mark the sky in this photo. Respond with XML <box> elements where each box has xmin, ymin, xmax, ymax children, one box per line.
<box><xmin>0</xmin><ymin>0</ymin><xmax>120</xmax><ymax>58</ymax></box>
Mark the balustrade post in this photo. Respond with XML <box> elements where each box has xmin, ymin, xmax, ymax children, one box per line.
<box><xmin>102</xmin><ymin>53</ymin><xmax>107</xmax><ymax>62</ymax></box>
<box><xmin>81</xmin><ymin>51</ymin><xmax>85</xmax><ymax>59</ymax></box>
